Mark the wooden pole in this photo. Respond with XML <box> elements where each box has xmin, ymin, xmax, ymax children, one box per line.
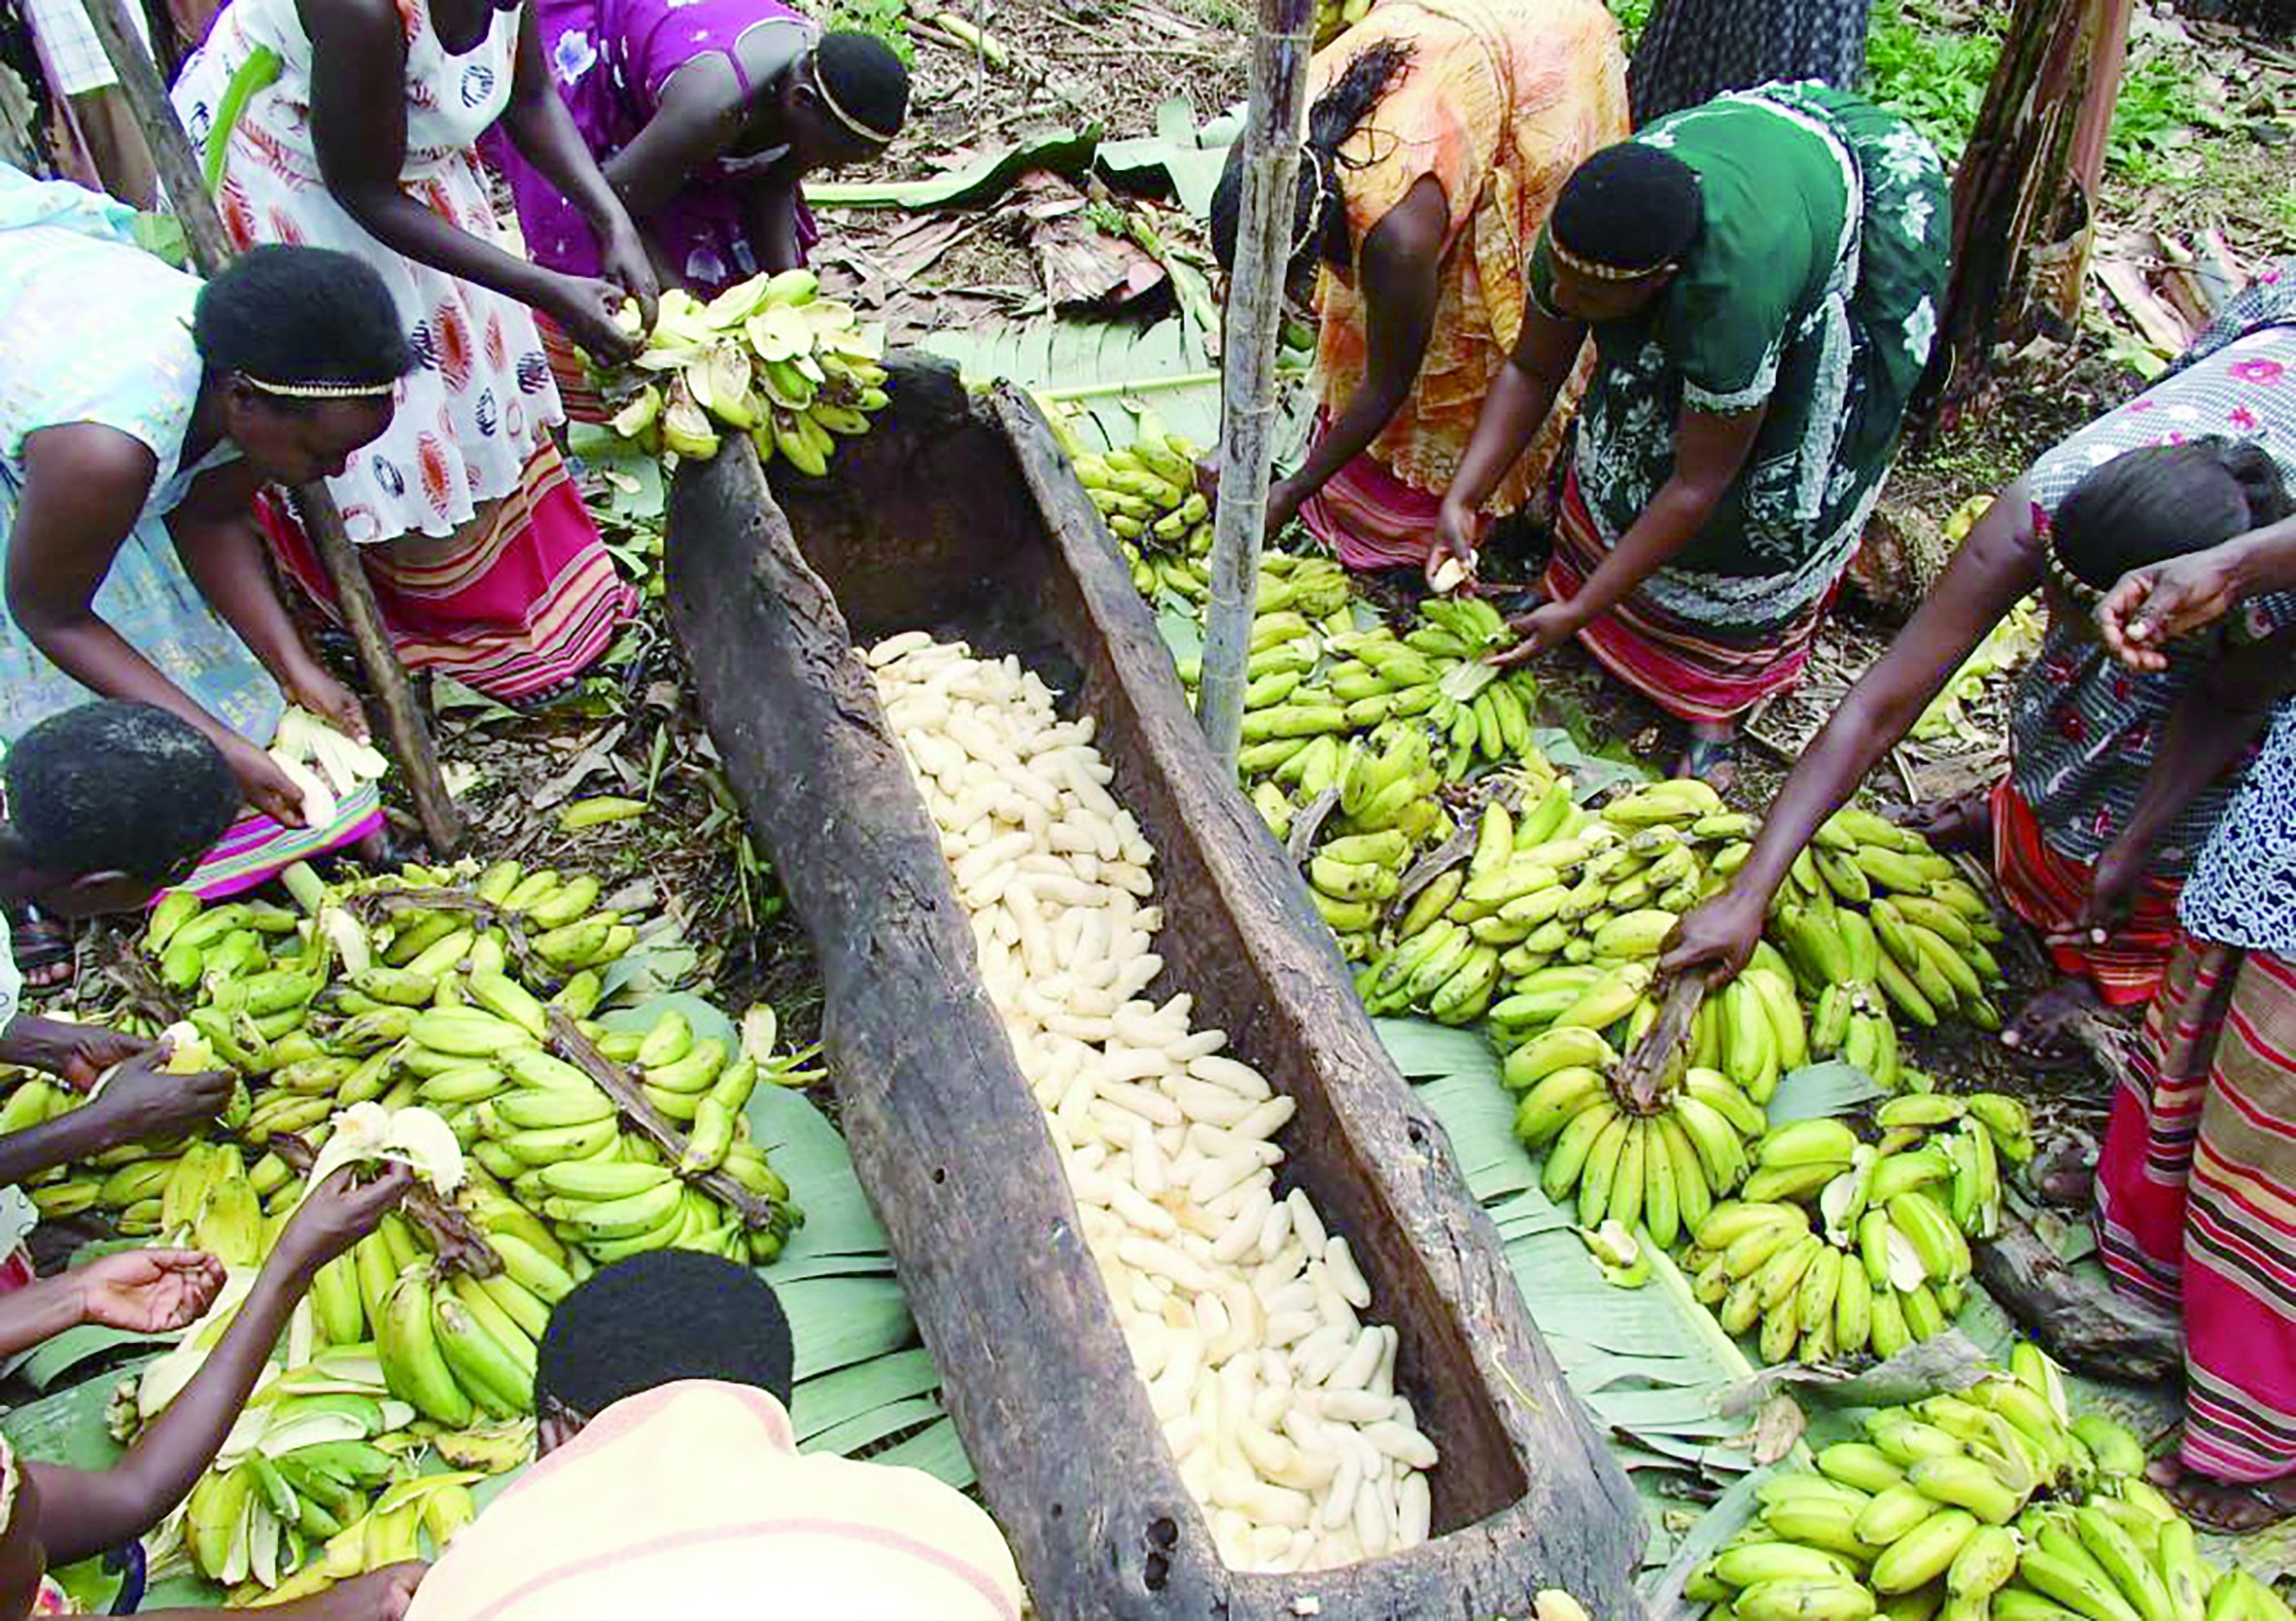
<box><xmin>1197</xmin><ymin>0</ymin><xmax>1314</xmax><ymax>770</ymax></box>
<box><xmin>77</xmin><ymin>0</ymin><xmax>464</xmax><ymax>853</ymax></box>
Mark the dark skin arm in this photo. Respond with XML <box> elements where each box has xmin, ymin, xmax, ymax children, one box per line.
<box><xmin>500</xmin><ymin>3</ymin><xmax>658</xmax><ymax>327</ymax></box>
<box><xmin>138</xmin><ymin>1564</ymin><xmax>429</xmax><ymax>1621</ymax></box>
<box><xmin>1491</xmin><ymin>400</ymin><xmax>1767</xmax><ymax>665</ymax></box>
<box><xmin>1266</xmin><ymin>176</ymin><xmax>1445</xmax><ymax>539</ymax></box>
<box><xmin>2098</xmin><ymin>512</ymin><xmax>2296</xmax><ymax>671</ymax></box>
<box><xmin>0</xmin><ymin>1017</ymin><xmax>152</xmax><ymax>1088</ymax></box>
<box><xmin>2084</xmin><ymin>624</ymin><xmax>2296</xmax><ymax>928</ymax></box>
<box><xmin>29</xmin><ymin>1166</ymin><xmax>414</xmax><ymax>1566</ymax></box>
<box><xmin>0</xmin><ymin>1055</ymin><xmax>235</xmax><ymax>1193</ymax></box>
<box><xmin>1434</xmin><ymin>306</ymin><xmax>1585</xmax><ymax>575</ymax></box>
<box><xmin>1663</xmin><ymin>485</ymin><xmax>2046</xmax><ymax>981</ymax></box>
<box><xmin>169</xmin><ymin>465</ymin><xmax>366</xmax><ymax>742</ymax></box>
<box><xmin>7</xmin><ymin>426</ymin><xmax>307</xmax><ymax>826</ymax></box>
<box><xmin>296</xmin><ymin>0</ymin><xmax>647</xmax><ymax>359</ymax></box>
<box><xmin>741</xmin><ymin>169</ymin><xmax>806</xmax><ymax>276</ymax></box>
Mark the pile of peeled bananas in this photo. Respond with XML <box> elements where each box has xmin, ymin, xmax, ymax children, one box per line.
<box><xmin>6</xmin><ymin>857</ymin><xmax>811</xmax><ymax>1602</ymax></box>
<box><xmin>598</xmin><ymin>271</ymin><xmax>888</xmax><ymax>472</ymax></box>
<box><xmin>1691</xmin><ymin>1343</ymin><xmax>2283</xmax><ymax>1621</ymax></box>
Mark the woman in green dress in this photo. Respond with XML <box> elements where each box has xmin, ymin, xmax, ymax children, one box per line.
<box><xmin>1436</xmin><ymin>83</ymin><xmax>1948</xmax><ymax>782</ymax></box>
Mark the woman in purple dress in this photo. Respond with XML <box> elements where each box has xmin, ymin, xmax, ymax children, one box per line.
<box><xmin>495</xmin><ymin>1</ymin><xmax>909</xmax><ymax>412</ymax></box>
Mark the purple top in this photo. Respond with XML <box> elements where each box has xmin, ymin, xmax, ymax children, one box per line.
<box><xmin>494</xmin><ymin>0</ymin><xmax>819</xmax><ymax>293</ymax></box>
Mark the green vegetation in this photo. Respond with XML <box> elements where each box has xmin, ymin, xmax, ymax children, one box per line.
<box><xmin>817</xmin><ymin>0</ymin><xmax>916</xmax><ymax>66</ymax></box>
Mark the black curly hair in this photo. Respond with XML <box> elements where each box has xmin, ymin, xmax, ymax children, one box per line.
<box><xmin>2050</xmin><ymin>438</ymin><xmax>2292</xmax><ymax>602</ymax></box>
<box><xmin>1210</xmin><ymin>41</ymin><xmax>1414</xmax><ymax>279</ymax></box>
<box><xmin>1548</xmin><ymin>140</ymin><xmax>1703</xmax><ymax>276</ymax></box>
<box><xmin>0</xmin><ymin>702</ymin><xmax>238</xmax><ymax>881</ymax></box>
<box><xmin>813</xmin><ymin>30</ymin><xmax>911</xmax><ymax>143</ymax></box>
<box><xmin>535</xmin><ymin>1251</ymin><xmax>796</xmax><ymax>1422</ymax></box>
<box><xmin>192</xmin><ymin>245</ymin><xmax>415</xmax><ymax>396</ymax></box>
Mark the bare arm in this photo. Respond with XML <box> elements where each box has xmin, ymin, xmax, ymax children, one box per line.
<box><xmin>740</xmin><ymin>170</ymin><xmax>805</xmax><ymax>276</ymax></box>
<box><xmin>1267</xmin><ymin>177</ymin><xmax>1444</xmax><ymax>535</ymax></box>
<box><xmin>167</xmin><ymin>469</ymin><xmax>340</xmax><ymax>719</ymax></box>
<box><xmin>28</xmin><ymin>1167</ymin><xmax>413</xmax><ymax>1566</ymax></box>
<box><xmin>599</xmin><ymin>54</ymin><xmax>747</xmax><ymax>220</ymax></box>
<box><xmin>299</xmin><ymin>0</ymin><xmax>556</xmax><ymax>308</ymax></box>
<box><xmin>1550</xmin><ymin>403</ymin><xmax>1763</xmax><ymax>624</ymax></box>
<box><xmin>1442</xmin><ymin>306</ymin><xmax>1583</xmax><ymax>517</ymax></box>
<box><xmin>1664</xmin><ymin>485</ymin><xmax>2046</xmax><ymax>978</ymax></box>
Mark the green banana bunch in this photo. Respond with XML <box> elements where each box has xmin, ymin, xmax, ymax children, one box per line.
<box><xmin>1310</xmin><ymin>0</ymin><xmax>1373</xmax><ymax>46</ymax></box>
<box><xmin>1689</xmin><ymin>1343</ymin><xmax>2258</xmax><ymax>1621</ymax></box>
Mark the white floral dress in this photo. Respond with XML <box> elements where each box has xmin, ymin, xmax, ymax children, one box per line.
<box><xmin>174</xmin><ymin>0</ymin><xmax>564</xmax><ymax>546</ymax></box>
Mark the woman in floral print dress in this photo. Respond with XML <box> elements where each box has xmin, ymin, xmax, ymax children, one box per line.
<box><xmin>1437</xmin><ymin>84</ymin><xmax>1949</xmax><ymax>783</ymax></box>
<box><xmin>173</xmin><ymin>0</ymin><xmax>656</xmax><ymax>703</ymax></box>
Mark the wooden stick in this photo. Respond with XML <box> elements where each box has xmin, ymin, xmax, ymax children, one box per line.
<box><xmin>79</xmin><ymin>0</ymin><xmax>464</xmax><ymax>855</ymax></box>
<box><xmin>265</xmin><ymin>1133</ymin><xmax>502</xmax><ymax>1276</ymax></box>
<box><xmin>1195</xmin><ymin>0</ymin><xmax>1314</xmax><ymax>770</ymax></box>
<box><xmin>543</xmin><ymin>1007</ymin><xmax>777</xmax><ymax>1230</ymax></box>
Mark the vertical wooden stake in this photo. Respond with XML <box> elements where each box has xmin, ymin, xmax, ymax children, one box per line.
<box><xmin>1197</xmin><ymin>0</ymin><xmax>1314</xmax><ymax>770</ymax></box>
<box><xmin>77</xmin><ymin>0</ymin><xmax>464</xmax><ymax>853</ymax></box>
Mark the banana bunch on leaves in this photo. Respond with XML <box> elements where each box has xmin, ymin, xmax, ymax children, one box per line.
<box><xmin>598</xmin><ymin>272</ymin><xmax>888</xmax><ymax>472</ymax></box>
<box><xmin>1689</xmin><ymin>1342</ymin><xmax>2287</xmax><ymax>1621</ymax></box>
<box><xmin>1679</xmin><ymin>1093</ymin><xmax>2034</xmax><ymax>1364</ymax></box>
<box><xmin>267</xmin><ymin>707</ymin><xmax>389</xmax><ymax>832</ymax></box>
<box><xmin>1771</xmin><ymin>809</ymin><xmax>2008</xmax><ymax>1037</ymax></box>
<box><xmin>1075</xmin><ymin>419</ymin><xmax>1216</xmax><ymax>603</ymax></box>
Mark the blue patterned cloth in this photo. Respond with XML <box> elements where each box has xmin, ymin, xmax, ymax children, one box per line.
<box><xmin>2180</xmin><ymin>698</ymin><xmax>2296</xmax><ymax>955</ymax></box>
<box><xmin>0</xmin><ymin>165</ymin><xmax>283</xmax><ymax>750</ymax></box>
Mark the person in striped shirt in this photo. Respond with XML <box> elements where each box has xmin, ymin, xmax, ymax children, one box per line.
<box><xmin>404</xmin><ymin>1252</ymin><xmax>1024</xmax><ymax>1621</ymax></box>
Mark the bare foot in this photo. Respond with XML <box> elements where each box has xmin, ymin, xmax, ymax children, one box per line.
<box><xmin>1895</xmin><ymin>786</ymin><xmax>1993</xmax><ymax>853</ymax></box>
<box><xmin>1676</xmin><ymin>722</ymin><xmax>1739</xmax><ymax>796</ymax></box>
<box><xmin>2148</xmin><ymin>1452</ymin><xmax>2296</xmax><ymax>1535</ymax></box>
<box><xmin>6</xmin><ymin>904</ymin><xmax>73</xmax><ymax>989</ymax></box>
<box><xmin>2000</xmin><ymin>977</ymin><xmax>2104</xmax><ymax>1063</ymax></box>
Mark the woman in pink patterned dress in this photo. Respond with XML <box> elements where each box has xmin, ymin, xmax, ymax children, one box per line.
<box><xmin>174</xmin><ymin>0</ymin><xmax>658</xmax><ymax>703</ymax></box>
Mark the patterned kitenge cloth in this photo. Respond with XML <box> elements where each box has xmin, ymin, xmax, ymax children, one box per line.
<box><xmin>0</xmin><ymin>166</ymin><xmax>379</xmax><ymax>895</ymax></box>
<box><xmin>173</xmin><ymin>0</ymin><xmax>636</xmax><ymax>701</ymax></box>
<box><xmin>1297</xmin><ymin>0</ymin><xmax>1629</xmax><ymax>570</ymax></box>
<box><xmin>1530</xmin><ymin>83</ymin><xmax>1948</xmax><ymax>720</ymax></box>
<box><xmin>1625</xmin><ymin>0</ymin><xmax>1868</xmax><ymax>124</ymax></box>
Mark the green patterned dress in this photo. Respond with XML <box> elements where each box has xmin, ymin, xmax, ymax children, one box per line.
<box><xmin>1531</xmin><ymin>83</ymin><xmax>1948</xmax><ymax>720</ymax></box>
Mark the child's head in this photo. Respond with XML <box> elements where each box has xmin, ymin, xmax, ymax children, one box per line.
<box><xmin>532</xmin><ymin>1251</ymin><xmax>794</xmax><ymax>1454</ymax></box>
<box><xmin>0</xmin><ymin>703</ymin><xmax>241</xmax><ymax>917</ymax></box>
<box><xmin>2044</xmin><ymin>438</ymin><xmax>2290</xmax><ymax>636</ymax></box>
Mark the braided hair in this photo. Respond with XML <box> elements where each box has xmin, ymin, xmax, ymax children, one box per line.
<box><xmin>2047</xmin><ymin>438</ymin><xmax>2291</xmax><ymax>608</ymax></box>
<box><xmin>1209</xmin><ymin>41</ymin><xmax>1415</xmax><ymax>279</ymax></box>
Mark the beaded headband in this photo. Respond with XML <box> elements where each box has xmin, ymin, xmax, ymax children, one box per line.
<box><xmin>1548</xmin><ymin>235</ymin><xmax>1676</xmax><ymax>283</ymax></box>
<box><xmin>812</xmin><ymin>56</ymin><xmax>898</xmax><ymax>146</ymax></box>
<box><xmin>2042</xmin><ymin>538</ymin><xmax>2105</xmax><ymax>609</ymax></box>
<box><xmin>238</xmin><ymin>372</ymin><xmax>398</xmax><ymax>400</ymax></box>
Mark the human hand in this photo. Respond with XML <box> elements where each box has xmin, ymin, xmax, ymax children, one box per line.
<box><xmin>1264</xmin><ymin>477</ymin><xmax>1305</xmax><ymax>541</ymax></box>
<box><xmin>1487</xmin><ymin>601</ymin><xmax>1579</xmax><ymax>669</ymax></box>
<box><xmin>1426</xmin><ymin>502</ymin><xmax>1479</xmax><ymax>595</ymax></box>
<box><xmin>284</xmin><ymin>664</ymin><xmax>371</xmax><ymax>744</ymax></box>
<box><xmin>597</xmin><ymin>226</ymin><xmax>661</xmax><ymax>336</ymax></box>
<box><xmin>549</xmin><ymin>273</ymin><xmax>648</xmax><ymax>365</ymax></box>
<box><xmin>268</xmin><ymin>1163</ymin><xmax>415</xmax><ymax>1283</ymax></box>
<box><xmin>1658</xmin><ymin>889</ymin><xmax>1765</xmax><ymax>983</ymax></box>
<box><xmin>2096</xmin><ymin>551</ymin><xmax>2244</xmax><ymax>673</ymax></box>
<box><xmin>274</xmin><ymin>1562</ymin><xmax>430</xmax><ymax>1621</ymax></box>
<box><xmin>84</xmin><ymin>1052</ymin><xmax>236</xmax><ymax>1146</ymax></box>
<box><xmin>228</xmin><ymin>739</ymin><xmax>311</xmax><ymax>829</ymax></box>
<box><xmin>2077</xmin><ymin>839</ymin><xmax>2147</xmax><ymax>941</ymax></box>
<box><xmin>72</xmin><ymin>1249</ymin><xmax>228</xmax><ymax>1333</ymax></box>
<box><xmin>17</xmin><ymin>1019</ymin><xmax>157</xmax><ymax>1091</ymax></box>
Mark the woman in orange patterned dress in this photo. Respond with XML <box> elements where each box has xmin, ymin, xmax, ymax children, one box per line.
<box><xmin>1208</xmin><ymin>0</ymin><xmax>1628</xmax><ymax>585</ymax></box>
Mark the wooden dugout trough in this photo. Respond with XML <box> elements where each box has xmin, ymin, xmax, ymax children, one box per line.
<box><xmin>662</xmin><ymin>359</ymin><xmax>1649</xmax><ymax>1619</ymax></box>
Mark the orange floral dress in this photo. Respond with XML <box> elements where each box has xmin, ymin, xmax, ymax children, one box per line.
<box><xmin>1302</xmin><ymin>0</ymin><xmax>1627</xmax><ymax>569</ymax></box>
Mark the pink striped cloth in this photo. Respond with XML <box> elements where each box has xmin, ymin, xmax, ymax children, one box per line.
<box><xmin>403</xmin><ymin>1381</ymin><xmax>1023</xmax><ymax>1621</ymax></box>
<box><xmin>1299</xmin><ymin>436</ymin><xmax>1491</xmax><ymax>573</ymax></box>
<box><xmin>2096</xmin><ymin>938</ymin><xmax>2296</xmax><ymax>1483</ymax></box>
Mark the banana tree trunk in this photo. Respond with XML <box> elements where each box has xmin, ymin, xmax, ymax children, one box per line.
<box><xmin>1933</xmin><ymin>0</ymin><xmax>2135</xmax><ymax>410</ymax></box>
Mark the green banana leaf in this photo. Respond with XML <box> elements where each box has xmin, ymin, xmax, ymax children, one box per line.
<box><xmin>808</xmin><ymin>125</ymin><xmax>1105</xmax><ymax>211</ymax></box>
